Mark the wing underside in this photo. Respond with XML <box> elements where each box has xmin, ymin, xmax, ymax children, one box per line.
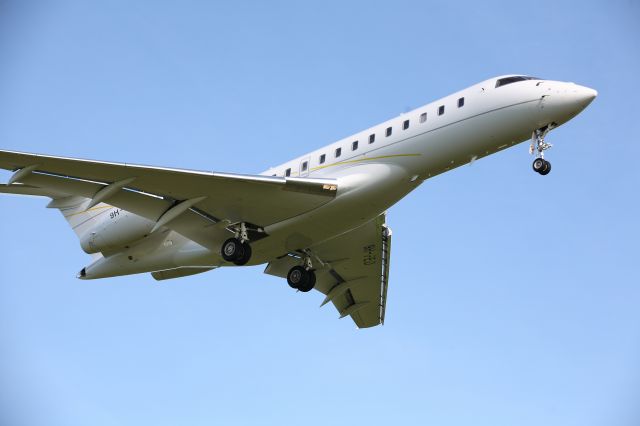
<box><xmin>265</xmin><ymin>214</ymin><xmax>392</xmax><ymax>328</ymax></box>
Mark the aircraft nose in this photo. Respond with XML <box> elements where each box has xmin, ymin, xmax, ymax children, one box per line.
<box><xmin>535</xmin><ymin>82</ymin><xmax>597</xmax><ymax>125</ymax></box>
<box><xmin>573</xmin><ymin>85</ymin><xmax>598</xmax><ymax>108</ymax></box>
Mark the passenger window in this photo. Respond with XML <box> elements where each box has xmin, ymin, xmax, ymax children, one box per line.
<box><xmin>319</xmin><ymin>154</ymin><xmax>326</xmax><ymax>164</ymax></box>
<box><xmin>301</xmin><ymin>161</ymin><xmax>308</xmax><ymax>172</ymax></box>
<box><xmin>335</xmin><ymin>147</ymin><xmax>342</xmax><ymax>158</ymax></box>
<box><xmin>386</xmin><ymin>127</ymin><xmax>392</xmax><ymax>137</ymax></box>
<box><xmin>403</xmin><ymin>120</ymin><xmax>409</xmax><ymax>130</ymax></box>
<box><xmin>369</xmin><ymin>133</ymin><xmax>375</xmax><ymax>144</ymax></box>
<box><xmin>458</xmin><ymin>97</ymin><xmax>464</xmax><ymax>107</ymax></box>
<box><xmin>285</xmin><ymin>168</ymin><xmax>291</xmax><ymax>177</ymax></box>
<box><xmin>352</xmin><ymin>140</ymin><xmax>358</xmax><ymax>151</ymax></box>
<box><xmin>419</xmin><ymin>112</ymin><xmax>427</xmax><ymax>123</ymax></box>
<box><xmin>438</xmin><ymin>105</ymin><xmax>445</xmax><ymax>116</ymax></box>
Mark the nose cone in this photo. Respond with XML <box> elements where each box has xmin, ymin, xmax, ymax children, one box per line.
<box><xmin>540</xmin><ymin>82</ymin><xmax>597</xmax><ymax>125</ymax></box>
<box><xmin>573</xmin><ymin>85</ymin><xmax>598</xmax><ymax>109</ymax></box>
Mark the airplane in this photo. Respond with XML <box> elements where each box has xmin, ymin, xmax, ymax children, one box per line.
<box><xmin>0</xmin><ymin>75</ymin><xmax>597</xmax><ymax>328</ymax></box>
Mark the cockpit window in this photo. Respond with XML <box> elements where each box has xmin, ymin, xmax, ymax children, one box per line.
<box><xmin>495</xmin><ymin>76</ymin><xmax>542</xmax><ymax>88</ymax></box>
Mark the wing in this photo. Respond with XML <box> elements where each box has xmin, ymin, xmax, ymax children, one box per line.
<box><xmin>0</xmin><ymin>149</ymin><xmax>338</xmax><ymax>250</ymax></box>
<box><xmin>265</xmin><ymin>214</ymin><xmax>392</xmax><ymax>328</ymax></box>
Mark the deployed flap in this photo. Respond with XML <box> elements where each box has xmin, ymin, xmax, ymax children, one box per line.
<box><xmin>265</xmin><ymin>214</ymin><xmax>392</xmax><ymax>328</ymax></box>
<box><xmin>0</xmin><ymin>149</ymin><xmax>338</xmax><ymax>228</ymax></box>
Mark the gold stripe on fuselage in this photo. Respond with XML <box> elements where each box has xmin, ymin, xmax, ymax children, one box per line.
<box><xmin>63</xmin><ymin>205</ymin><xmax>111</xmax><ymax>219</ymax></box>
<box><xmin>308</xmin><ymin>153</ymin><xmax>421</xmax><ymax>173</ymax></box>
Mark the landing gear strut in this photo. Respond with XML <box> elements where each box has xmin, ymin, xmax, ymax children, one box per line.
<box><xmin>530</xmin><ymin>125</ymin><xmax>554</xmax><ymax>175</ymax></box>
<box><xmin>287</xmin><ymin>255</ymin><xmax>316</xmax><ymax>292</ymax></box>
<box><xmin>221</xmin><ymin>223</ymin><xmax>252</xmax><ymax>265</ymax></box>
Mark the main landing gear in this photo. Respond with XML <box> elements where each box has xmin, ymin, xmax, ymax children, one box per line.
<box><xmin>530</xmin><ymin>124</ymin><xmax>555</xmax><ymax>176</ymax></box>
<box><xmin>221</xmin><ymin>223</ymin><xmax>252</xmax><ymax>266</ymax></box>
<box><xmin>286</xmin><ymin>255</ymin><xmax>316</xmax><ymax>292</ymax></box>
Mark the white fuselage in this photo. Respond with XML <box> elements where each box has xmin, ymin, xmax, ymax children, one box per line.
<box><xmin>81</xmin><ymin>76</ymin><xmax>597</xmax><ymax>278</ymax></box>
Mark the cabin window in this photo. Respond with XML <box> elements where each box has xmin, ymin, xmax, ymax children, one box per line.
<box><xmin>419</xmin><ymin>112</ymin><xmax>427</xmax><ymax>123</ymax></box>
<box><xmin>438</xmin><ymin>105</ymin><xmax>445</xmax><ymax>116</ymax></box>
<box><xmin>335</xmin><ymin>147</ymin><xmax>342</xmax><ymax>158</ymax></box>
<box><xmin>458</xmin><ymin>97</ymin><xmax>465</xmax><ymax>108</ymax></box>
<box><xmin>352</xmin><ymin>140</ymin><xmax>358</xmax><ymax>151</ymax></box>
<box><xmin>301</xmin><ymin>161</ymin><xmax>308</xmax><ymax>172</ymax></box>
<box><xmin>386</xmin><ymin>126</ymin><xmax>392</xmax><ymax>137</ymax></box>
<box><xmin>319</xmin><ymin>154</ymin><xmax>326</xmax><ymax>164</ymax></box>
<box><xmin>369</xmin><ymin>133</ymin><xmax>375</xmax><ymax>144</ymax></box>
<box><xmin>403</xmin><ymin>120</ymin><xmax>409</xmax><ymax>130</ymax></box>
<box><xmin>285</xmin><ymin>168</ymin><xmax>291</xmax><ymax>177</ymax></box>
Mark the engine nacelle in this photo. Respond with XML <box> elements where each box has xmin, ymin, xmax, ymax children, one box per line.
<box><xmin>79</xmin><ymin>209</ymin><xmax>156</xmax><ymax>254</ymax></box>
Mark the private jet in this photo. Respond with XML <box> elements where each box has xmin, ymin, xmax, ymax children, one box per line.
<box><xmin>0</xmin><ymin>75</ymin><xmax>597</xmax><ymax>327</ymax></box>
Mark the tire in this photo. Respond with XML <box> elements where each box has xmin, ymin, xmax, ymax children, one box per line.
<box><xmin>287</xmin><ymin>266</ymin><xmax>308</xmax><ymax>289</ymax></box>
<box><xmin>221</xmin><ymin>238</ymin><xmax>241</xmax><ymax>262</ymax></box>
<box><xmin>233</xmin><ymin>242</ymin><xmax>252</xmax><ymax>266</ymax></box>
<box><xmin>532</xmin><ymin>158</ymin><xmax>545</xmax><ymax>173</ymax></box>
<box><xmin>539</xmin><ymin>160</ymin><xmax>551</xmax><ymax>175</ymax></box>
<box><xmin>297</xmin><ymin>270</ymin><xmax>316</xmax><ymax>293</ymax></box>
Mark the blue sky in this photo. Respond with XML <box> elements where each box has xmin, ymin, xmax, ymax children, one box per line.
<box><xmin>0</xmin><ymin>1</ymin><xmax>639</xmax><ymax>425</ymax></box>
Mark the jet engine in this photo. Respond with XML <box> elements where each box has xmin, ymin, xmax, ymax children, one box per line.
<box><xmin>79</xmin><ymin>209</ymin><xmax>156</xmax><ymax>254</ymax></box>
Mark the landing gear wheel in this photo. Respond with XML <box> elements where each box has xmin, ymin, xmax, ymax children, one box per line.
<box><xmin>287</xmin><ymin>266</ymin><xmax>308</xmax><ymax>289</ymax></box>
<box><xmin>297</xmin><ymin>270</ymin><xmax>316</xmax><ymax>293</ymax></box>
<box><xmin>532</xmin><ymin>158</ymin><xmax>552</xmax><ymax>175</ymax></box>
<box><xmin>233</xmin><ymin>242</ymin><xmax>252</xmax><ymax>266</ymax></box>
<box><xmin>539</xmin><ymin>160</ymin><xmax>551</xmax><ymax>175</ymax></box>
<box><xmin>221</xmin><ymin>238</ymin><xmax>242</xmax><ymax>262</ymax></box>
<box><xmin>287</xmin><ymin>266</ymin><xmax>316</xmax><ymax>292</ymax></box>
<box><xmin>532</xmin><ymin>158</ymin><xmax>545</xmax><ymax>173</ymax></box>
<box><xmin>221</xmin><ymin>238</ymin><xmax>252</xmax><ymax>265</ymax></box>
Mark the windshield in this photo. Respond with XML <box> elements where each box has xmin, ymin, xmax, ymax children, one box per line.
<box><xmin>495</xmin><ymin>76</ymin><xmax>542</xmax><ymax>88</ymax></box>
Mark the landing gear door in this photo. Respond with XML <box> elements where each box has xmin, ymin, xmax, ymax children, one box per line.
<box><xmin>299</xmin><ymin>157</ymin><xmax>310</xmax><ymax>177</ymax></box>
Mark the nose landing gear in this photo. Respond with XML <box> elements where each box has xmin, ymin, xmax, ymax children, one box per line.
<box><xmin>530</xmin><ymin>124</ymin><xmax>555</xmax><ymax>175</ymax></box>
<box><xmin>532</xmin><ymin>157</ymin><xmax>551</xmax><ymax>175</ymax></box>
